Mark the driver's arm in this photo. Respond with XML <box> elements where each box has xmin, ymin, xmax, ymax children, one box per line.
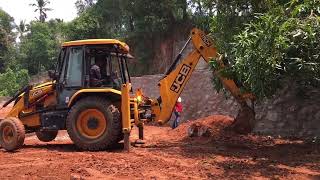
<box><xmin>92</xmin><ymin>65</ymin><xmax>101</xmax><ymax>80</ymax></box>
<box><xmin>95</xmin><ymin>67</ymin><xmax>101</xmax><ymax>80</ymax></box>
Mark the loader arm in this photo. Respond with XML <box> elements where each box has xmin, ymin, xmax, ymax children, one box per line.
<box><xmin>153</xmin><ymin>28</ymin><xmax>254</xmax><ymax>125</ymax></box>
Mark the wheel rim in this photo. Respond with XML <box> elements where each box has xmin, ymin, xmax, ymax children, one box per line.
<box><xmin>2</xmin><ymin>125</ymin><xmax>14</xmax><ymax>144</ymax></box>
<box><xmin>76</xmin><ymin>109</ymin><xmax>107</xmax><ymax>139</ymax></box>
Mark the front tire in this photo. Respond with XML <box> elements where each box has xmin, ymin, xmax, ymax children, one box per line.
<box><xmin>36</xmin><ymin>130</ymin><xmax>58</xmax><ymax>142</ymax></box>
<box><xmin>66</xmin><ymin>96</ymin><xmax>122</xmax><ymax>151</ymax></box>
<box><xmin>0</xmin><ymin>117</ymin><xmax>25</xmax><ymax>151</ymax></box>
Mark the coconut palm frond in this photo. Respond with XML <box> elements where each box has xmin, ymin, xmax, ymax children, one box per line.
<box><xmin>29</xmin><ymin>0</ymin><xmax>53</xmax><ymax>22</ymax></box>
<box><xmin>42</xmin><ymin>8</ymin><xmax>52</xmax><ymax>11</ymax></box>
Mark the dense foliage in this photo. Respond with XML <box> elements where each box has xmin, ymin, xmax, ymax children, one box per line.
<box><xmin>0</xmin><ymin>9</ymin><xmax>30</xmax><ymax>96</ymax></box>
<box><xmin>0</xmin><ymin>0</ymin><xmax>319</xmax><ymax>99</ymax></box>
<box><xmin>210</xmin><ymin>0</ymin><xmax>320</xmax><ymax>99</ymax></box>
<box><xmin>0</xmin><ymin>68</ymin><xmax>29</xmax><ymax>96</ymax></box>
<box><xmin>18</xmin><ymin>20</ymin><xmax>63</xmax><ymax>75</ymax></box>
<box><xmin>68</xmin><ymin>0</ymin><xmax>194</xmax><ymax>74</ymax></box>
<box><xmin>0</xmin><ymin>0</ymin><xmax>211</xmax><ymax>96</ymax></box>
<box><xmin>0</xmin><ymin>9</ymin><xmax>16</xmax><ymax>71</ymax></box>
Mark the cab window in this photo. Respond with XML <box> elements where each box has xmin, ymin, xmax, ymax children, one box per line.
<box><xmin>56</xmin><ymin>48</ymin><xmax>66</xmax><ymax>82</ymax></box>
<box><xmin>65</xmin><ymin>47</ymin><xmax>83</xmax><ymax>87</ymax></box>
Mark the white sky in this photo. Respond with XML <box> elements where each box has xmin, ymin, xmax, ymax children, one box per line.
<box><xmin>0</xmin><ymin>0</ymin><xmax>78</xmax><ymax>25</ymax></box>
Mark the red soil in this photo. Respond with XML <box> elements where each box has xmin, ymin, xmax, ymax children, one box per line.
<box><xmin>0</xmin><ymin>112</ymin><xmax>319</xmax><ymax>179</ymax></box>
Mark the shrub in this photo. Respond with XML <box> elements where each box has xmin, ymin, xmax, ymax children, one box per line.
<box><xmin>0</xmin><ymin>68</ymin><xmax>30</xmax><ymax>96</ymax></box>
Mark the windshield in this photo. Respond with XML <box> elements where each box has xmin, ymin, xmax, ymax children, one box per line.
<box><xmin>55</xmin><ymin>48</ymin><xmax>66</xmax><ymax>80</ymax></box>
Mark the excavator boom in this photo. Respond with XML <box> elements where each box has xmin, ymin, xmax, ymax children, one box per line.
<box><xmin>150</xmin><ymin>28</ymin><xmax>255</xmax><ymax>133</ymax></box>
<box><xmin>119</xmin><ymin>28</ymin><xmax>256</xmax><ymax>151</ymax></box>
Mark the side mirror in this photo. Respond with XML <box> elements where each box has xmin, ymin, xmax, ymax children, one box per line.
<box><xmin>48</xmin><ymin>70</ymin><xmax>56</xmax><ymax>80</ymax></box>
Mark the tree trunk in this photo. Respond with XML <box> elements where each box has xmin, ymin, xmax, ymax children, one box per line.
<box><xmin>230</xmin><ymin>104</ymin><xmax>255</xmax><ymax>134</ymax></box>
<box><xmin>129</xmin><ymin>16</ymin><xmax>134</xmax><ymax>32</ymax></box>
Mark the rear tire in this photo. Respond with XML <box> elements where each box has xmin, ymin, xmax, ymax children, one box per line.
<box><xmin>66</xmin><ymin>96</ymin><xmax>123</xmax><ymax>151</ymax></box>
<box><xmin>36</xmin><ymin>130</ymin><xmax>58</xmax><ymax>142</ymax></box>
<box><xmin>0</xmin><ymin>117</ymin><xmax>25</xmax><ymax>151</ymax></box>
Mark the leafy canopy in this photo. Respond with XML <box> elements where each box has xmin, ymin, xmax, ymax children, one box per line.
<box><xmin>210</xmin><ymin>0</ymin><xmax>320</xmax><ymax>99</ymax></box>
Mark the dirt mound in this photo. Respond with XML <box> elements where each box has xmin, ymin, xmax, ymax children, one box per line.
<box><xmin>169</xmin><ymin>115</ymin><xmax>293</xmax><ymax>149</ymax></box>
<box><xmin>169</xmin><ymin>115</ymin><xmax>233</xmax><ymax>138</ymax></box>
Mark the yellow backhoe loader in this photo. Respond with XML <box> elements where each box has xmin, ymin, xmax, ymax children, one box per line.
<box><xmin>0</xmin><ymin>28</ymin><xmax>255</xmax><ymax>151</ymax></box>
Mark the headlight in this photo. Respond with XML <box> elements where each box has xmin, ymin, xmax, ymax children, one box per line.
<box><xmin>136</xmin><ymin>95</ymin><xmax>142</xmax><ymax>103</ymax></box>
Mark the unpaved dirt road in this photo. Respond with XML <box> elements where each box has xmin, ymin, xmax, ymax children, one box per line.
<box><xmin>0</xmin><ymin>115</ymin><xmax>320</xmax><ymax>179</ymax></box>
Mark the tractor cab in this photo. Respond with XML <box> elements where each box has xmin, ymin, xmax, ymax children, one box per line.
<box><xmin>52</xmin><ymin>39</ymin><xmax>132</xmax><ymax>107</ymax></box>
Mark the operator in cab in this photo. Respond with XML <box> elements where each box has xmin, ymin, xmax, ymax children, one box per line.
<box><xmin>90</xmin><ymin>57</ymin><xmax>103</xmax><ymax>87</ymax></box>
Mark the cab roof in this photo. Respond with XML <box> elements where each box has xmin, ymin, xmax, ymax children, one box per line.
<box><xmin>62</xmin><ymin>39</ymin><xmax>130</xmax><ymax>54</ymax></box>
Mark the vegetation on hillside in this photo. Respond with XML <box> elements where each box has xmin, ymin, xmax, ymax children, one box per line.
<box><xmin>0</xmin><ymin>0</ymin><xmax>319</xmax><ymax>99</ymax></box>
<box><xmin>0</xmin><ymin>0</ymin><xmax>211</xmax><ymax>96</ymax></box>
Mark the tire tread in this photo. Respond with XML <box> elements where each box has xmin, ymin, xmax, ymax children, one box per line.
<box><xmin>0</xmin><ymin>117</ymin><xmax>25</xmax><ymax>151</ymax></box>
<box><xmin>66</xmin><ymin>96</ymin><xmax>122</xmax><ymax>151</ymax></box>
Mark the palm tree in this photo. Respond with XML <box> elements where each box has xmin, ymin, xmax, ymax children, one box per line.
<box><xmin>17</xmin><ymin>20</ymin><xmax>28</xmax><ymax>37</ymax></box>
<box><xmin>15</xmin><ymin>20</ymin><xmax>30</xmax><ymax>41</ymax></box>
<box><xmin>30</xmin><ymin>0</ymin><xmax>52</xmax><ymax>23</ymax></box>
<box><xmin>75</xmin><ymin>0</ymin><xmax>96</xmax><ymax>14</ymax></box>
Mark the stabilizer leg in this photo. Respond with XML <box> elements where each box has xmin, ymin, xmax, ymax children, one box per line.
<box><xmin>124</xmin><ymin>132</ymin><xmax>130</xmax><ymax>152</ymax></box>
<box><xmin>138</xmin><ymin>124</ymin><xmax>144</xmax><ymax>140</ymax></box>
<box><xmin>134</xmin><ymin>124</ymin><xmax>145</xmax><ymax>145</ymax></box>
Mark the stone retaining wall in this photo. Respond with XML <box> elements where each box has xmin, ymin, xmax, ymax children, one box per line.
<box><xmin>5</xmin><ymin>67</ymin><xmax>319</xmax><ymax>137</ymax></box>
<box><xmin>132</xmin><ymin>70</ymin><xmax>320</xmax><ymax>137</ymax></box>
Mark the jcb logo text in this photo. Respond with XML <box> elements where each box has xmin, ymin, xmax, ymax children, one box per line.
<box><xmin>200</xmin><ymin>33</ymin><xmax>212</xmax><ymax>47</ymax></box>
<box><xmin>170</xmin><ymin>64</ymin><xmax>191</xmax><ymax>93</ymax></box>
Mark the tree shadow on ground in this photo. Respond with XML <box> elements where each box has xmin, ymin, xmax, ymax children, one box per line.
<box><xmin>183</xmin><ymin>134</ymin><xmax>320</xmax><ymax>178</ymax></box>
<box><xmin>23</xmin><ymin>142</ymin><xmax>124</xmax><ymax>152</ymax></box>
<box><xmin>142</xmin><ymin>131</ymin><xmax>320</xmax><ymax>179</ymax></box>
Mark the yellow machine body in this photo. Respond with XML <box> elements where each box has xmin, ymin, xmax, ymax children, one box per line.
<box><xmin>5</xmin><ymin>82</ymin><xmax>55</xmax><ymax>127</ymax></box>
<box><xmin>68</xmin><ymin>89</ymin><xmax>121</xmax><ymax>107</ymax></box>
<box><xmin>0</xmin><ymin>29</ymin><xmax>254</xmax><ymax>152</ymax></box>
